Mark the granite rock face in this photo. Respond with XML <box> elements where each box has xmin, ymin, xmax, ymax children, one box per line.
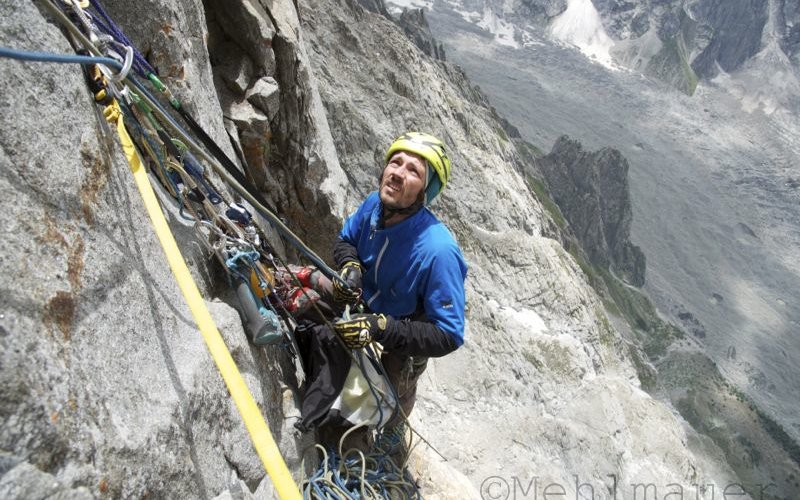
<box><xmin>0</xmin><ymin>1</ymin><xmax>317</xmax><ymax>498</ymax></box>
<box><xmin>511</xmin><ymin>0</ymin><xmax>569</xmax><ymax>21</ymax></box>
<box><xmin>782</xmin><ymin>0</ymin><xmax>800</xmax><ymax>62</ymax></box>
<box><xmin>537</xmin><ymin>136</ymin><xmax>646</xmax><ymax>287</ymax></box>
<box><xmin>397</xmin><ymin>8</ymin><xmax>448</xmax><ymax>60</ymax></box>
<box><xmin>685</xmin><ymin>0</ymin><xmax>769</xmax><ymax>78</ymax></box>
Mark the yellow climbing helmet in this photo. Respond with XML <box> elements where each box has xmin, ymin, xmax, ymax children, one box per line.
<box><xmin>385</xmin><ymin>132</ymin><xmax>451</xmax><ymax>204</ymax></box>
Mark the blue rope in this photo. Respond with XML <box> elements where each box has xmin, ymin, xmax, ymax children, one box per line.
<box><xmin>225</xmin><ymin>250</ymin><xmax>261</xmax><ymax>272</ymax></box>
<box><xmin>0</xmin><ymin>46</ymin><xmax>123</xmax><ymax>70</ymax></box>
<box><xmin>302</xmin><ymin>445</ymin><xmax>422</xmax><ymax>499</ymax></box>
<box><xmin>183</xmin><ymin>150</ymin><xmax>222</xmax><ymax>204</ymax></box>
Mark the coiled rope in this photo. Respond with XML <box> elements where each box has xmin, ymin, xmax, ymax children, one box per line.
<box><xmin>302</xmin><ymin>425</ymin><xmax>422</xmax><ymax>499</ymax></box>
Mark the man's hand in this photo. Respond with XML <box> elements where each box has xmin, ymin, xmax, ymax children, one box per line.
<box><xmin>332</xmin><ymin>261</ymin><xmax>363</xmax><ymax>305</ymax></box>
<box><xmin>334</xmin><ymin>314</ymin><xmax>389</xmax><ymax>349</ymax></box>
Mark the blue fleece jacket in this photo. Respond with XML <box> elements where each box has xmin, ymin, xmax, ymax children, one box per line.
<box><xmin>340</xmin><ymin>192</ymin><xmax>468</xmax><ymax>346</ymax></box>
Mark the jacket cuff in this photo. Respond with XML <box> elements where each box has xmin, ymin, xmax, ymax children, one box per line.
<box><xmin>333</xmin><ymin>238</ymin><xmax>360</xmax><ymax>269</ymax></box>
<box><xmin>377</xmin><ymin>317</ymin><xmax>459</xmax><ymax>358</ymax></box>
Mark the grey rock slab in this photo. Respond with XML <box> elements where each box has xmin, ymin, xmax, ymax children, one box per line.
<box><xmin>0</xmin><ymin>460</ymin><xmax>93</xmax><ymax>500</ymax></box>
<box><xmin>245</xmin><ymin>76</ymin><xmax>281</xmax><ymax>120</ymax></box>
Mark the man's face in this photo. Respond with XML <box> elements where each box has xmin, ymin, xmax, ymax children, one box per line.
<box><xmin>379</xmin><ymin>151</ymin><xmax>427</xmax><ymax>210</ymax></box>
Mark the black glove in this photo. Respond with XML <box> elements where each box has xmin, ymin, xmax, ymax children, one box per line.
<box><xmin>332</xmin><ymin>261</ymin><xmax>363</xmax><ymax>305</ymax></box>
<box><xmin>334</xmin><ymin>313</ymin><xmax>389</xmax><ymax>349</ymax></box>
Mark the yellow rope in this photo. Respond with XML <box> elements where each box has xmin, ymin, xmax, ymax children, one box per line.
<box><xmin>104</xmin><ymin>100</ymin><xmax>301</xmax><ymax>500</ymax></box>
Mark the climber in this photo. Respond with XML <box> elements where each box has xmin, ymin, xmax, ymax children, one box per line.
<box><xmin>292</xmin><ymin>132</ymin><xmax>468</xmax><ymax>452</ymax></box>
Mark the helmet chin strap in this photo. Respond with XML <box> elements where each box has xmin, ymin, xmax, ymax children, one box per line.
<box><xmin>379</xmin><ymin>191</ymin><xmax>425</xmax><ymax>228</ymax></box>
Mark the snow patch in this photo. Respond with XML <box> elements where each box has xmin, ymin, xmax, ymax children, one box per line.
<box><xmin>549</xmin><ymin>0</ymin><xmax>617</xmax><ymax>70</ymax></box>
<box><xmin>477</xmin><ymin>7</ymin><xmax>519</xmax><ymax>49</ymax></box>
<box><xmin>386</xmin><ymin>0</ymin><xmax>433</xmax><ymax>14</ymax></box>
<box><xmin>498</xmin><ymin>305</ymin><xmax>548</xmax><ymax>335</ymax></box>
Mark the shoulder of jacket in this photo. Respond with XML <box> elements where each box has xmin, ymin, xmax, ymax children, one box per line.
<box><xmin>353</xmin><ymin>192</ymin><xmax>380</xmax><ymax>224</ymax></box>
<box><xmin>419</xmin><ymin>220</ymin><xmax>462</xmax><ymax>255</ymax></box>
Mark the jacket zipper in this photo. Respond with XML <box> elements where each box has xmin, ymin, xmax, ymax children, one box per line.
<box><xmin>367</xmin><ymin>236</ymin><xmax>390</xmax><ymax>307</ymax></box>
<box><xmin>367</xmin><ymin>290</ymin><xmax>381</xmax><ymax>308</ymax></box>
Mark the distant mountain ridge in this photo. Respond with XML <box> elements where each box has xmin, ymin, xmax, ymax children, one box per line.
<box><xmin>393</xmin><ymin>0</ymin><xmax>800</xmax><ymax>98</ymax></box>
